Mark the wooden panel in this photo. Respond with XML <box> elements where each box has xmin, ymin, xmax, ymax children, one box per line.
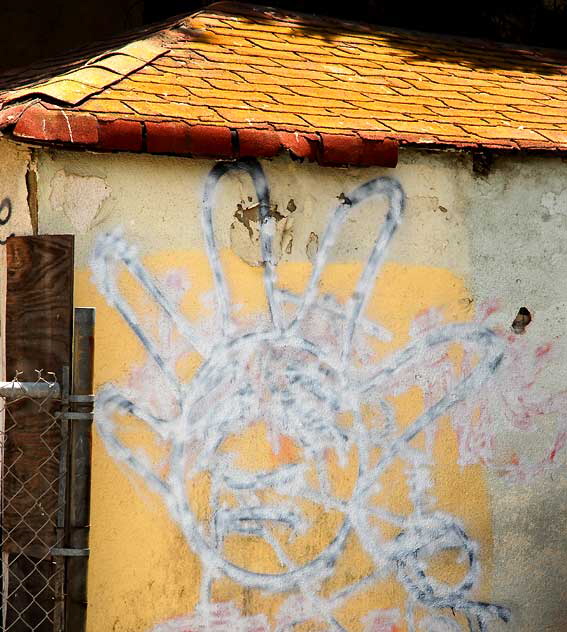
<box><xmin>5</xmin><ymin>235</ymin><xmax>74</xmax><ymax>382</ymax></box>
<box><xmin>2</xmin><ymin>235</ymin><xmax>74</xmax><ymax>630</ymax></box>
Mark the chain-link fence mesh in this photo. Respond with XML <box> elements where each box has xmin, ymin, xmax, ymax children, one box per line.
<box><xmin>1</xmin><ymin>372</ymin><xmax>66</xmax><ymax>632</ymax></box>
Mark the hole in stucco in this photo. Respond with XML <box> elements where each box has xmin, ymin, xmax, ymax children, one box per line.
<box><xmin>511</xmin><ymin>307</ymin><xmax>532</xmax><ymax>334</ymax></box>
<box><xmin>472</xmin><ymin>150</ymin><xmax>493</xmax><ymax>177</ymax></box>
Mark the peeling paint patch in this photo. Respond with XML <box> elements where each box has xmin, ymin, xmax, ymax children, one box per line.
<box><xmin>49</xmin><ymin>169</ymin><xmax>111</xmax><ymax>234</ymax></box>
<box><xmin>306</xmin><ymin>231</ymin><xmax>319</xmax><ymax>262</ymax></box>
<box><xmin>230</xmin><ymin>197</ymin><xmax>296</xmax><ymax>266</ymax></box>
<box><xmin>26</xmin><ymin>151</ymin><xmax>38</xmax><ymax>235</ymax></box>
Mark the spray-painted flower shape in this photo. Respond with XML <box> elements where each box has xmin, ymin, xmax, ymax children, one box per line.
<box><xmin>92</xmin><ymin>159</ymin><xmax>510</xmax><ymax>631</ymax></box>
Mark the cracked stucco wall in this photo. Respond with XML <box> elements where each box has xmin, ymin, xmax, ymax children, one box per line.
<box><xmin>0</xmin><ymin>138</ymin><xmax>33</xmax><ymax>244</ymax></box>
<box><xmin>36</xmin><ymin>149</ymin><xmax>477</xmax><ymax>274</ymax></box>
<box><xmin>0</xmin><ymin>137</ymin><xmax>34</xmax><ymax>388</ymax></box>
<box><xmin>1</xmin><ymin>145</ymin><xmax>564</xmax><ymax>631</ymax></box>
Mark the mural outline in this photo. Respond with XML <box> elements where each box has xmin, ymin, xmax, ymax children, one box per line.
<box><xmin>91</xmin><ymin>159</ymin><xmax>510</xmax><ymax>631</ymax></box>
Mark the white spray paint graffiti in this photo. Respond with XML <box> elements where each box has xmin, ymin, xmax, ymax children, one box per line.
<box><xmin>399</xmin><ymin>300</ymin><xmax>567</xmax><ymax>481</ymax></box>
<box><xmin>91</xmin><ymin>159</ymin><xmax>510</xmax><ymax>631</ymax></box>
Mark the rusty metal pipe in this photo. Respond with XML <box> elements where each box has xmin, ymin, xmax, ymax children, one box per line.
<box><xmin>66</xmin><ymin>307</ymin><xmax>95</xmax><ymax>632</ymax></box>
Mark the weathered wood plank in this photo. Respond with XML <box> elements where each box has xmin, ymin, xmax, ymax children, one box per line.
<box><xmin>6</xmin><ymin>235</ymin><xmax>74</xmax><ymax>381</ymax></box>
<box><xmin>3</xmin><ymin>235</ymin><xmax>74</xmax><ymax>631</ymax></box>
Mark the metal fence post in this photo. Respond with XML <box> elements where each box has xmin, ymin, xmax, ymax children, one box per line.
<box><xmin>54</xmin><ymin>365</ymin><xmax>70</xmax><ymax>632</ymax></box>
<box><xmin>66</xmin><ymin>308</ymin><xmax>95</xmax><ymax>632</ymax></box>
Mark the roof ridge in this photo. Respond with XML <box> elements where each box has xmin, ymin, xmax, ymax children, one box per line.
<box><xmin>1</xmin><ymin>40</ymin><xmax>166</xmax><ymax>110</ymax></box>
<box><xmin>0</xmin><ymin>13</ymin><xmax>188</xmax><ymax>93</ymax></box>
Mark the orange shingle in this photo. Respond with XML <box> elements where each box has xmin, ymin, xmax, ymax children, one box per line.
<box><xmin>287</xmin><ymin>85</ymin><xmax>374</xmax><ymax>102</ymax></box>
<box><xmin>255</xmin><ymin>66</ymin><xmax>336</xmax><ymax>81</ymax></box>
<box><xmin>387</xmin><ymin>120</ymin><xmax>465</xmax><ymax>136</ymax></box>
<box><xmin>187</xmin><ymin>96</ymin><xmax>254</xmax><ymax>109</ymax></box>
<box><xmin>459</xmin><ymin>124</ymin><xmax>547</xmax><ymax>140</ymax></box>
<box><xmin>114</xmin><ymin>78</ymin><xmax>190</xmax><ymax>96</ymax></box>
<box><xmin>428</xmin><ymin>107</ymin><xmax>506</xmax><ymax>119</ymax></box>
<box><xmin>187</xmin><ymin>86</ymin><xmax>278</xmax><ymax>102</ymax></box>
<box><xmin>78</xmin><ymin>99</ymin><xmax>136</xmax><ymax>114</ymax></box>
<box><xmin>252</xmin><ymin>101</ymin><xmax>333</xmax><ymax>115</ymax></box>
<box><xmin>127</xmin><ymin>101</ymin><xmax>218</xmax><ymax>120</ymax></box>
<box><xmin>3</xmin><ymin>0</ymin><xmax>567</xmax><ymax>159</ymax></box>
<box><xmin>58</xmin><ymin>68</ymin><xmax>122</xmax><ymax>88</ymax></box>
<box><xmin>540</xmin><ymin>130</ymin><xmax>567</xmax><ymax>143</ymax></box>
<box><xmin>519</xmin><ymin>105</ymin><xmax>567</xmax><ymax>115</ymax></box>
<box><xmin>102</xmin><ymin>88</ymin><xmax>166</xmax><ymax>102</ymax></box>
<box><xmin>191</xmin><ymin>49</ymin><xmax>280</xmax><ymax>67</ymax></box>
<box><xmin>300</xmin><ymin>113</ymin><xmax>392</xmax><ymax>131</ymax></box>
<box><xmin>236</xmin><ymin>71</ymin><xmax>320</xmax><ymax>87</ymax></box>
<box><xmin>6</xmin><ymin>80</ymin><xmax>96</xmax><ymax>105</ymax></box>
<box><xmin>440</xmin><ymin>98</ymin><xmax>498</xmax><ymax>111</ymax></box>
<box><xmin>272</xmin><ymin>93</ymin><xmax>354</xmax><ymax>108</ymax></box>
<box><xmin>214</xmin><ymin>108</ymin><xmax>307</xmax><ymax>126</ymax></box>
<box><xmin>331</xmin><ymin>108</ymin><xmax>411</xmax><ymax>121</ymax></box>
<box><xmin>316</xmin><ymin>79</ymin><xmax>399</xmax><ymax>96</ymax></box>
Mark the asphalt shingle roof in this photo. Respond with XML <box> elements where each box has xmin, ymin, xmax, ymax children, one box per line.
<box><xmin>3</xmin><ymin>1</ymin><xmax>567</xmax><ymax>164</ymax></box>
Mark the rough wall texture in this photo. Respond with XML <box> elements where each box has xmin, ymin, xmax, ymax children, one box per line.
<box><xmin>0</xmin><ymin>137</ymin><xmax>32</xmax><ymax>389</ymax></box>
<box><xmin>18</xmin><ymin>146</ymin><xmax>567</xmax><ymax>631</ymax></box>
<box><xmin>0</xmin><ymin>138</ymin><xmax>33</xmax><ymax>243</ymax></box>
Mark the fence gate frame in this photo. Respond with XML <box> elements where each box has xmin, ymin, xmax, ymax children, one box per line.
<box><xmin>1</xmin><ymin>234</ymin><xmax>94</xmax><ymax>632</ymax></box>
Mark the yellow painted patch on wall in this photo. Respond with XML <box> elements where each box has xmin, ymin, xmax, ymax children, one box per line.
<box><xmin>76</xmin><ymin>253</ymin><xmax>492</xmax><ymax>632</ymax></box>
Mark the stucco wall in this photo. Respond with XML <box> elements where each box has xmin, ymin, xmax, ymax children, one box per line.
<box><xmin>0</xmin><ymin>137</ymin><xmax>33</xmax><ymax>387</ymax></box>
<box><xmin>6</xmin><ymin>144</ymin><xmax>567</xmax><ymax>631</ymax></box>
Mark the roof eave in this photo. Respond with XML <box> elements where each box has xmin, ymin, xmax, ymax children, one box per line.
<box><xmin>4</xmin><ymin>102</ymin><xmax>567</xmax><ymax>162</ymax></box>
<box><xmin>0</xmin><ymin>102</ymin><xmax>400</xmax><ymax>168</ymax></box>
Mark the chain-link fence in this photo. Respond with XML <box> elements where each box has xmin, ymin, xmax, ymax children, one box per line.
<box><xmin>1</xmin><ymin>371</ymin><xmax>67</xmax><ymax>632</ymax></box>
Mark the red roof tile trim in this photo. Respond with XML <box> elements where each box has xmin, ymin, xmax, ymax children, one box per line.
<box><xmin>3</xmin><ymin>101</ymin><xmax>398</xmax><ymax>166</ymax></box>
<box><xmin>98</xmin><ymin>119</ymin><xmax>144</xmax><ymax>152</ymax></box>
<box><xmin>6</xmin><ymin>2</ymin><xmax>567</xmax><ymax>162</ymax></box>
<box><xmin>13</xmin><ymin>103</ymin><xmax>99</xmax><ymax>145</ymax></box>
